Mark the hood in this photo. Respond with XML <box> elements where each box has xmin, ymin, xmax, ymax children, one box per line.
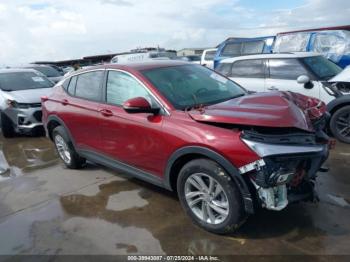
<box><xmin>3</xmin><ymin>88</ymin><xmax>52</xmax><ymax>103</ymax></box>
<box><xmin>329</xmin><ymin>66</ymin><xmax>350</xmax><ymax>82</ymax></box>
<box><xmin>188</xmin><ymin>92</ymin><xmax>326</xmax><ymax>132</ymax></box>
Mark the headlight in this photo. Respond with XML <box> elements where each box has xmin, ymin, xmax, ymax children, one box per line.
<box><xmin>242</xmin><ymin>138</ymin><xmax>324</xmax><ymax>158</ymax></box>
<box><xmin>6</xmin><ymin>99</ymin><xmax>18</xmax><ymax>108</ymax></box>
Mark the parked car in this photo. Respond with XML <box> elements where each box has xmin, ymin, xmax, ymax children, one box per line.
<box><xmin>216</xmin><ymin>52</ymin><xmax>350</xmax><ymax>143</ymax></box>
<box><xmin>42</xmin><ymin>61</ymin><xmax>329</xmax><ymax>234</ymax></box>
<box><xmin>213</xmin><ymin>36</ymin><xmax>275</xmax><ymax>69</ymax></box>
<box><xmin>201</xmin><ymin>48</ymin><xmax>217</xmax><ymax>69</ymax></box>
<box><xmin>111</xmin><ymin>49</ymin><xmax>176</xmax><ymax>64</ymax></box>
<box><xmin>176</xmin><ymin>55</ymin><xmax>201</xmax><ymax>64</ymax></box>
<box><xmin>19</xmin><ymin>65</ymin><xmax>63</xmax><ymax>83</ymax></box>
<box><xmin>273</xmin><ymin>25</ymin><xmax>350</xmax><ymax>68</ymax></box>
<box><xmin>0</xmin><ymin>69</ymin><xmax>54</xmax><ymax>137</ymax></box>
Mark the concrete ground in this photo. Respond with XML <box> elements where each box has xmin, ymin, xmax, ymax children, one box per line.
<box><xmin>0</xmin><ymin>133</ymin><xmax>349</xmax><ymax>256</ymax></box>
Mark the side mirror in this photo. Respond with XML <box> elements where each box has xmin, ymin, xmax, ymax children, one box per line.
<box><xmin>297</xmin><ymin>75</ymin><xmax>314</xmax><ymax>89</ymax></box>
<box><xmin>297</xmin><ymin>75</ymin><xmax>310</xmax><ymax>84</ymax></box>
<box><xmin>123</xmin><ymin>97</ymin><xmax>160</xmax><ymax>114</ymax></box>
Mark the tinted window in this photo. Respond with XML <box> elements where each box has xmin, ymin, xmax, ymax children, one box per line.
<box><xmin>106</xmin><ymin>71</ymin><xmax>155</xmax><ymax>106</ymax></box>
<box><xmin>269</xmin><ymin>59</ymin><xmax>308</xmax><ymax>80</ymax></box>
<box><xmin>62</xmin><ymin>78</ymin><xmax>70</xmax><ymax>90</ymax></box>
<box><xmin>67</xmin><ymin>76</ymin><xmax>77</xmax><ymax>95</ymax></box>
<box><xmin>0</xmin><ymin>72</ymin><xmax>53</xmax><ymax>91</ymax></box>
<box><xmin>221</xmin><ymin>43</ymin><xmax>241</xmax><ymax>56</ymax></box>
<box><xmin>301</xmin><ymin>56</ymin><xmax>342</xmax><ymax>80</ymax></box>
<box><xmin>32</xmin><ymin>66</ymin><xmax>62</xmax><ymax>77</ymax></box>
<box><xmin>231</xmin><ymin>59</ymin><xmax>265</xmax><ymax>78</ymax></box>
<box><xmin>142</xmin><ymin>65</ymin><xmax>245</xmax><ymax>110</ymax></box>
<box><xmin>242</xmin><ymin>41</ymin><xmax>264</xmax><ymax>54</ymax></box>
<box><xmin>75</xmin><ymin>71</ymin><xmax>104</xmax><ymax>101</ymax></box>
<box><xmin>216</xmin><ymin>63</ymin><xmax>232</xmax><ymax>76</ymax></box>
<box><xmin>204</xmin><ymin>51</ymin><xmax>216</xmax><ymax>60</ymax></box>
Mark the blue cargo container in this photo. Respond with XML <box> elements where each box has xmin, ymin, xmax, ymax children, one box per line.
<box><xmin>213</xmin><ymin>36</ymin><xmax>275</xmax><ymax>69</ymax></box>
<box><xmin>273</xmin><ymin>25</ymin><xmax>350</xmax><ymax>68</ymax></box>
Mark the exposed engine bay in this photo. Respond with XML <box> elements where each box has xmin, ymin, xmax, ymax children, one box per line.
<box><xmin>239</xmin><ymin>128</ymin><xmax>329</xmax><ymax>211</ymax></box>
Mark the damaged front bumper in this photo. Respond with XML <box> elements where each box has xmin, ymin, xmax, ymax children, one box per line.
<box><xmin>239</xmin><ymin>135</ymin><xmax>329</xmax><ymax>211</ymax></box>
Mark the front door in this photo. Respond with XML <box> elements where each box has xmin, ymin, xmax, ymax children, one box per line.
<box><xmin>98</xmin><ymin>70</ymin><xmax>167</xmax><ymax>176</ymax></box>
<box><xmin>265</xmin><ymin>58</ymin><xmax>321</xmax><ymax>99</ymax></box>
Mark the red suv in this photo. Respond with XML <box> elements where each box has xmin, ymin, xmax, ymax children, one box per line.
<box><xmin>42</xmin><ymin>61</ymin><xmax>330</xmax><ymax>234</ymax></box>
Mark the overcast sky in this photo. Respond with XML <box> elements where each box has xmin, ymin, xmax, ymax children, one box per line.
<box><xmin>0</xmin><ymin>0</ymin><xmax>349</xmax><ymax>65</ymax></box>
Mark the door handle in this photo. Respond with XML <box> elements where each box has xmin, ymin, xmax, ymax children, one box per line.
<box><xmin>268</xmin><ymin>86</ymin><xmax>279</xmax><ymax>91</ymax></box>
<box><xmin>100</xmin><ymin>109</ymin><xmax>113</xmax><ymax>117</ymax></box>
<box><xmin>61</xmin><ymin>99</ymin><xmax>69</xmax><ymax>105</ymax></box>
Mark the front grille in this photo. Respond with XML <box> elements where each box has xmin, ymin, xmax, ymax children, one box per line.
<box><xmin>17</xmin><ymin>102</ymin><xmax>42</xmax><ymax>108</ymax></box>
<box><xmin>33</xmin><ymin>111</ymin><xmax>42</xmax><ymax>122</ymax></box>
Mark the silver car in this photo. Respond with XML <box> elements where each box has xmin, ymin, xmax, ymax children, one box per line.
<box><xmin>0</xmin><ymin>69</ymin><xmax>54</xmax><ymax>137</ymax></box>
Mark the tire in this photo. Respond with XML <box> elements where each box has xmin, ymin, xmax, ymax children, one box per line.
<box><xmin>177</xmin><ymin>158</ymin><xmax>246</xmax><ymax>234</ymax></box>
<box><xmin>52</xmin><ymin>126</ymin><xmax>86</xmax><ymax>169</ymax></box>
<box><xmin>330</xmin><ymin>105</ymin><xmax>350</xmax><ymax>144</ymax></box>
<box><xmin>1</xmin><ymin>112</ymin><xmax>15</xmax><ymax>138</ymax></box>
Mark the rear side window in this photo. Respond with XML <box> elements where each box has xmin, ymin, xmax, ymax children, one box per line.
<box><xmin>242</xmin><ymin>41</ymin><xmax>264</xmax><ymax>54</ymax></box>
<box><xmin>216</xmin><ymin>63</ymin><xmax>232</xmax><ymax>76</ymax></box>
<box><xmin>62</xmin><ymin>78</ymin><xmax>70</xmax><ymax>90</ymax></box>
<box><xmin>67</xmin><ymin>76</ymin><xmax>77</xmax><ymax>95</ymax></box>
<box><xmin>268</xmin><ymin>59</ymin><xmax>308</xmax><ymax>80</ymax></box>
<box><xmin>221</xmin><ymin>43</ymin><xmax>241</xmax><ymax>56</ymax></box>
<box><xmin>75</xmin><ymin>71</ymin><xmax>104</xmax><ymax>101</ymax></box>
<box><xmin>231</xmin><ymin>59</ymin><xmax>265</xmax><ymax>78</ymax></box>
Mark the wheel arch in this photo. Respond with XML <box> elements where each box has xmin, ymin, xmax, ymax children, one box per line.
<box><xmin>164</xmin><ymin>146</ymin><xmax>254</xmax><ymax>214</ymax></box>
<box><xmin>46</xmin><ymin>115</ymin><xmax>76</xmax><ymax>147</ymax></box>
<box><xmin>327</xmin><ymin>95</ymin><xmax>350</xmax><ymax>115</ymax></box>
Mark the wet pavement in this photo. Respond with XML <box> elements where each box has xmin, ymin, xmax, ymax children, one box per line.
<box><xmin>0</xmin><ymin>133</ymin><xmax>350</xmax><ymax>256</ymax></box>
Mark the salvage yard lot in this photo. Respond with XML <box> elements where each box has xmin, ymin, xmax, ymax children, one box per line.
<box><xmin>0</xmin><ymin>133</ymin><xmax>349</xmax><ymax>255</ymax></box>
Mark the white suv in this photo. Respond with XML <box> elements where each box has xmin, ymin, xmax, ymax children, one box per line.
<box><xmin>216</xmin><ymin>52</ymin><xmax>350</xmax><ymax>143</ymax></box>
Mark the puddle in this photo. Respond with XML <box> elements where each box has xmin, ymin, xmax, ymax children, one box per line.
<box><xmin>0</xmin><ymin>136</ymin><xmax>58</xmax><ymax>181</ymax></box>
<box><xmin>106</xmin><ymin>189</ymin><xmax>149</xmax><ymax>211</ymax></box>
<box><xmin>327</xmin><ymin>194</ymin><xmax>350</xmax><ymax>208</ymax></box>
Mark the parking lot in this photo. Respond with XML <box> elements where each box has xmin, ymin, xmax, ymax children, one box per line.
<box><xmin>0</xmin><ymin>133</ymin><xmax>349</xmax><ymax>256</ymax></box>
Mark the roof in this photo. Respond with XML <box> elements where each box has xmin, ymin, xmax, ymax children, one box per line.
<box><xmin>220</xmin><ymin>52</ymin><xmax>321</xmax><ymax>63</ymax></box>
<box><xmin>177</xmin><ymin>47</ymin><xmax>211</xmax><ymax>52</ymax></box>
<box><xmin>278</xmin><ymin>25</ymin><xmax>350</xmax><ymax>35</ymax></box>
<box><xmin>71</xmin><ymin>60</ymin><xmax>191</xmax><ymax>75</ymax></box>
<box><xmin>0</xmin><ymin>68</ymin><xmax>38</xmax><ymax>74</ymax></box>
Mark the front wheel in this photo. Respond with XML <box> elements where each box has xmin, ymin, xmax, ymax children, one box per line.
<box><xmin>177</xmin><ymin>159</ymin><xmax>246</xmax><ymax>234</ymax></box>
<box><xmin>330</xmin><ymin>105</ymin><xmax>350</xmax><ymax>144</ymax></box>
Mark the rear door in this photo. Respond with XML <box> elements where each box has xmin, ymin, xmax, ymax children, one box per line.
<box><xmin>60</xmin><ymin>70</ymin><xmax>105</xmax><ymax>151</ymax></box>
<box><xmin>265</xmin><ymin>58</ymin><xmax>321</xmax><ymax>99</ymax></box>
<box><xmin>228</xmin><ymin>59</ymin><xmax>267</xmax><ymax>92</ymax></box>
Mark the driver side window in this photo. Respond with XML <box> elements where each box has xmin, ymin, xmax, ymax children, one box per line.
<box><xmin>106</xmin><ymin>71</ymin><xmax>156</xmax><ymax>107</ymax></box>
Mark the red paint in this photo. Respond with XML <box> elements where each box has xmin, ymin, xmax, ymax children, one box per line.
<box><xmin>42</xmin><ymin>62</ymin><xmax>327</xmax><ymax>179</ymax></box>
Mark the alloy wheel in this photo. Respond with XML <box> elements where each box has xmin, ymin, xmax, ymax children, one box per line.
<box><xmin>335</xmin><ymin>112</ymin><xmax>350</xmax><ymax>139</ymax></box>
<box><xmin>184</xmin><ymin>173</ymin><xmax>229</xmax><ymax>225</ymax></box>
<box><xmin>54</xmin><ymin>134</ymin><xmax>71</xmax><ymax>164</ymax></box>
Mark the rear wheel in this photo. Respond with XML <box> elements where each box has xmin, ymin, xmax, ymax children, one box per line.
<box><xmin>330</xmin><ymin>105</ymin><xmax>350</xmax><ymax>143</ymax></box>
<box><xmin>52</xmin><ymin>126</ymin><xmax>86</xmax><ymax>169</ymax></box>
<box><xmin>1</xmin><ymin>112</ymin><xmax>15</xmax><ymax>138</ymax></box>
<box><xmin>177</xmin><ymin>158</ymin><xmax>246</xmax><ymax>234</ymax></box>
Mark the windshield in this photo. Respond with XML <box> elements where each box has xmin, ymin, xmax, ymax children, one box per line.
<box><xmin>302</xmin><ymin>56</ymin><xmax>342</xmax><ymax>80</ymax></box>
<box><xmin>142</xmin><ymin>64</ymin><xmax>246</xmax><ymax>110</ymax></box>
<box><xmin>32</xmin><ymin>66</ymin><xmax>62</xmax><ymax>77</ymax></box>
<box><xmin>0</xmin><ymin>72</ymin><xmax>54</xmax><ymax>91</ymax></box>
